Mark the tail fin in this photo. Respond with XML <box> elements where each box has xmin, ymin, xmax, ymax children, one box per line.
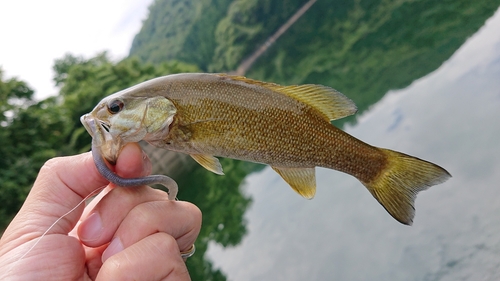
<box><xmin>363</xmin><ymin>149</ymin><xmax>451</xmax><ymax>225</ymax></box>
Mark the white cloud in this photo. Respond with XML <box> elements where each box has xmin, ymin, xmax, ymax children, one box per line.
<box><xmin>0</xmin><ymin>0</ymin><xmax>153</xmax><ymax>100</ymax></box>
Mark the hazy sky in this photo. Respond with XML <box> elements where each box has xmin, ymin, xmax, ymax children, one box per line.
<box><xmin>0</xmin><ymin>0</ymin><xmax>153</xmax><ymax>100</ymax></box>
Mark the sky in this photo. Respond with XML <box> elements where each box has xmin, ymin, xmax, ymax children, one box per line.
<box><xmin>0</xmin><ymin>0</ymin><xmax>154</xmax><ymax>100</ymax></box>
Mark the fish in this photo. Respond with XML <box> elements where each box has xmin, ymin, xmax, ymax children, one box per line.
<box><xmin>81</xmin><ymin>73</ymin><xmax>451</xmax><ymax>225</ymax></box>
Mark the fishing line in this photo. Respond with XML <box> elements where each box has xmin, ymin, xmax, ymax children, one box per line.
<box><xmin>12</xmin><ymin>185</ymin><xmax>106</xmax><ymax>265</ymax></box>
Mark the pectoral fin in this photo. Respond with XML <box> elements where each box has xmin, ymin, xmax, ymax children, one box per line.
<box><xmin>191</xmin><ymin>154</ymin><xmax>224</xmax><ymax>175</ymax></box>
<box><xmin>272</xmin><ymin>167</ymin><xmax>316</xmax><ymax>199</ymax></box>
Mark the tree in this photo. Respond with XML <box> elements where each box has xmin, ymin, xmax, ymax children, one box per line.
<box><xmin>0</xmin><ymin>68</ymin><xmax>53</xmax><ymax>229</ymax></box>
<box><xmin>0</xmin><ymin>68</ymin><xmax>34</xmax><ymax>125</ymax></box>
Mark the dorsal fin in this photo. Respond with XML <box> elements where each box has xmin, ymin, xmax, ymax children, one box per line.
<box><xmin>218</xmin><ymin>74</ymin><xmax>357</xmax><ymax>121</ymax></box>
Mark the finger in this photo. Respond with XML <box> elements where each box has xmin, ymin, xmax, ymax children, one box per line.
<box><xmin>96</xmin><ymin>232</ymin><xmax>191</xmax><ymax>281</ymax></box>
<box><xmin>101</xmin><ymin>201</ymin><xmax>201</xmax><ymax>262</ymax></box>
<box><xmin>79</xmin><ymin>143</ymin><xmax>152</xmax><ymax>223</ymax></box>
<box><xmin>78</xmin><ymin>185</ymin><xmax>169</xmax><ymax>246</ymax></box>
<box><xmin>114</xmin><ymin>142</ymin><xmax>152</xmax><ymax>180</ymax></box>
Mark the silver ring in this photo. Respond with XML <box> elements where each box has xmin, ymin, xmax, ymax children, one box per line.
<box><xmin>180</xmin><ymin>244</ymin><xmax>196</xmax><ymax>259</ymax></box>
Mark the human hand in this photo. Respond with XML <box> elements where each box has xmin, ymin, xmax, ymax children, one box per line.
<box><xmin>0</xmin><ymin>143</ymin><xmax>201</xmax><ymax>280</ymax></box>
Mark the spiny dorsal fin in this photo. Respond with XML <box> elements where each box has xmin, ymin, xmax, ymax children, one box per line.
<box><xmin>218</xmin><ymin>74</ymin><xmax>357</xmax><ymax>121</ymax></box>
<box><xmin>272</xmin><ymin>167</ymin><xmax>316</xmax><ymax>199</ymax></box>
<box><xmin>191</xmin><ymin>154</ymin><xmax>224</xmax><ymax>175</ymax></box>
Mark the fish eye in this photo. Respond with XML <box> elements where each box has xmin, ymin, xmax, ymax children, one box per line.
<box><xmin>107</xmin><ymin>100</ymin><xmax>124</xmax><ymax>114</ymax></box>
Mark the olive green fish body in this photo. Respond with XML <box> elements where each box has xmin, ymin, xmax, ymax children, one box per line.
<box><xmin>134</xmin><ymin>74</ymin><xmax>382</xmax><ymax>178</ymax></box>
<box><xmin>82</xmin><ymin>73</ymin><xmax>451</xmax><ymax>225</ymax></box>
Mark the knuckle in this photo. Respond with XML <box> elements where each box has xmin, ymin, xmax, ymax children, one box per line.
<box><xmin>99</xmin><ymin>256</ymin><xmax>126</xmax><ymax>279</ymax></box>
<box><xmin>155</xmin><ymin>232</ymin><xmax>179</xmax><ymax>255</ymax></box>
<box><xmin>39</xmin><ymin>157</ymin><xmax>65</xmax><ymax>175</ymax></box>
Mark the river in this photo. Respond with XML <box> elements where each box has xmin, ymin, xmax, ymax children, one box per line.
<box><xmin>205</xmin><ymin>8</ymin><xmax>500</xmax><ymax>281</ymax></box>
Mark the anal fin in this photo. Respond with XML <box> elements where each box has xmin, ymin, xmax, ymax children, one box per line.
<box><xmin>272</xmin><ymin>167</ymin><xmax>316</xmax><ymax>199</ymax></box>
<box><xmin>191</xmin><ymin>154</ymin><xmax>224</xmax><ymax>175</ymax></box>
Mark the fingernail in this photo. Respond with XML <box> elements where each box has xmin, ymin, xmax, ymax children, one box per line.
<box><xmin>142</xmin><ymin>150</ymin><xmax>152</xmax><ymax>175</ymax></box>
<box><xmin>79</xmin><ymin>212</ymin><xmax>103</xmax><ymax>242</ymax></box>
<box><xmin>102</xmin><ymin>237</ymin><xmax>124</xmax><ymax>262</ymax></box>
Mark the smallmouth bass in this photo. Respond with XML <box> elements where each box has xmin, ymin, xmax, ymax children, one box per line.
<box><xmin>81</xmin><ymin>73</ymin><xmax>451</xmax><ymax>225</ymax></box>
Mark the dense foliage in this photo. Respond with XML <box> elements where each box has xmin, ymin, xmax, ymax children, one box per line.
<box><xmin>131</xmin><ymin>0</ymin><xmax>500</xmax><ymax>117</ymax></box>
<box><xmin>130</xmin><ymin>0</ymin><xmax>306</xmax><ymax>71</ymax></box>
<box><xmin>248</xmin><ymin>0</ymin><xmax>500</xmax><ymax>112</ymax></box>
<box><xmin>0</xmin><ymin>69</ymin><xmax>39</xmax><ymax>229</ymax></box>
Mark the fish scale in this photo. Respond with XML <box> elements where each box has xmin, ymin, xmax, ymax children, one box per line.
<box><xmin>167</xmin><ymin>80</ymin><xmax>355</xmax><ymax>167</ymax></box>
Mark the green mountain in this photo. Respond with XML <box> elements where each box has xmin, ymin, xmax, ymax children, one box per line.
<box><xmin>130</xmin><ymin>0</ymin><xmax>307</xmax><ymax>71</ymax></box>
<box><xmin>130</xmin><ymin>0</ymin><xmax>499</xmax><ymax>117</ymax></box>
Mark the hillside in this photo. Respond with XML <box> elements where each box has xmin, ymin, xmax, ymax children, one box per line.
<box><xmin>130</xmin><ymin>0</ymin><xmax>499</xmax><ymax>117</ymax></box>
<box><xmin>130</xmin><ymin>0</ymin><xmax>307</xmax><ymax>71</ymax></box>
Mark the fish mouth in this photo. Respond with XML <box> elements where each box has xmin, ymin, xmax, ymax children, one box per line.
<box><xmin>80</xmin><ymin>114</ymin><xmax>123</xmax><ymax>163</ymax></box>
<box><xmin>81</xmin><ymin>114</ymin><xmax>111</xmax><ymax>141</ymax></box>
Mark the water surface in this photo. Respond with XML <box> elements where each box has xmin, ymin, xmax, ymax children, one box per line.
<box><xmin>206</xmin><ymin>8</ymin><xmax>500</xmax><ymax>281</ymax></box>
